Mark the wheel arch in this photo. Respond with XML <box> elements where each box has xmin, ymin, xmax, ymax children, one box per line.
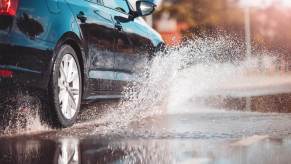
<box><xmin>48</xmin><ymin>31</ymin><xmax>87</xmax><ymax>96</ymax></box>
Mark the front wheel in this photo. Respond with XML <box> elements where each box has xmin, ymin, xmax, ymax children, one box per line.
<box><xmin>49</xmin><ymin>45</ymin><xmax>82</xmax><ymax>127</ymax></box>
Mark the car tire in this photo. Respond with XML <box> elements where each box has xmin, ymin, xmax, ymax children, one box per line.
<box><xmin>48</xmin><ymin>45</ymin><xmax>82</xmax><ymax>128</ymax></box>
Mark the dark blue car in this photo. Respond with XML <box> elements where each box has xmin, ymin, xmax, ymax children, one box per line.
<box><xmin>0</xmin><ymin>0</ymin><xmax>164</xmax><ymax>127</ymax></box>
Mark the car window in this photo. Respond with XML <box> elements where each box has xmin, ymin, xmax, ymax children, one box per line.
<box><xmin>87</xmin><ymin>0</ymin><xmax>101</xmax><ymax>4</ymax></box>
<box><xmin>127</xmin><ymin>0</ymin><xmax>136</xmax><ymax>10</ymax></box>
<box><xmin>103</xmin><ymin>0</ymin><xmax>130</xmax><ymax>14</ymax></box>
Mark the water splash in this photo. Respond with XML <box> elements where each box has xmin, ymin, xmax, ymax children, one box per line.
<box><xmin>1</xmin><ymin>92</ymin><xmax>50</xmax><ymax>136</ymax></box>
<box><xmin>72</xmin><ymin>36</ymin><xmax>279</xmax><ymax>136</ymax></box>
<box><xmin>1</xmin><ymin>36</ymin><xmax>280</xmax><ymax>137</ymax></box>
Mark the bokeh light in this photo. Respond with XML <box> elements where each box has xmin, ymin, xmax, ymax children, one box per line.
<box><xmin>239</xmin><ymin>0</ymin><xmax>291</xmax><ymax>8</ymax></box>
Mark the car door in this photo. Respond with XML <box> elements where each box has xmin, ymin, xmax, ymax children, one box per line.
<box><xmin>66</xmin><ymin>0</ymin><xmax>118</xmax><ymax>99</ymax></box>
<box><xmin>103</xmin><ymin>0</ymin><xmax>154</xmax><ymax>92</ymax></box>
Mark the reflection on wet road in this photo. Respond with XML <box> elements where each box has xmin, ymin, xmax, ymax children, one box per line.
<box><xmin>2</xmin><ymin>103</ymin><xmax>291</xmax><ymax>164</ymax></box>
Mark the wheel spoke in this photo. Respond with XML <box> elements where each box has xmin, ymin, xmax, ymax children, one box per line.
<box><xmin>59</xmin><ymin>89</ymin><xmax>66</xmax><ymax>101</ymax></box>
<box><xmin>60</xmin><ymin>64</ymin><xmax>68</xmax><ymax>83</ymax></box>
<box><xmin>70</xmin><ymin>88</ymin><xmax>79</xmax><ymax>96</ymax></box>
<box><xmin>58</xmin><ymin>79</ymin><xmax>65</xmax><ymax>89</ymax></box>
<box><xmin>64</xmin><ymin>56</ymin><xmax>70</xmax><ymax>77</ymax></box>
<box><xmin>68</xmin><ymin>57</ymin><xmax>74</xmax><ymax>73</ymax></box>
<box><xmin>68</xmin><ymin>91</ymin><xmax>77</xmax><ymax>110</ymax></box>
<box><xmin>62</xmin><ymin>94</ymin><xmax>69</xmax><ymax>115</ymax></box>
<box><xmin>68</xmin><ymin>70</ymin><xmax>78</xmax><ymax>83</ymax></box>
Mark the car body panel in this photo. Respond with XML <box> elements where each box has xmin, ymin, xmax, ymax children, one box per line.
<box><xmin>0</xmin><ymin>0</ymin><xmax>81</xmax><ymax>90</ymax></box>
<box><xmin>65</xmin><ymin>0</ymin><xmax>121</xmax><ymax>98</ymax></box>
<box><xmin>0</xmin><ymin>0</ymin><xmax>164</xmax><ymax>102</ymax></box>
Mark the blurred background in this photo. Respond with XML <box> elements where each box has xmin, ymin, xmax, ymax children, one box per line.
<box><xmin>146</xmin><ymin>0</ymin><xmax>291</xmax><ymax>57</ymax></box>
<box><xmin>126</xmin><ymin>0</ymin><xmax>291</xmax><ymax>74</ymax></box>
<box><xmin>142</xmin><ymin>0</ymin><xmax>291</xmax><ymax>112</ymax></box>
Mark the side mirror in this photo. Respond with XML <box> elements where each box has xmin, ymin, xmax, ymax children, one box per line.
<box><xmin>136</xmin><ymin>1</ymin><xmax>156</xmax><ymax>17</ymax></box>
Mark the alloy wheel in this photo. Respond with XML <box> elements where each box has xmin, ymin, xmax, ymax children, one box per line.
<box><xmin>58</xmin><ymin>53</ymin><xmax>80</xmax><ymax>120</ymax></box>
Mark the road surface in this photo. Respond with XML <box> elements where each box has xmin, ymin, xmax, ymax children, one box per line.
<box><xmin>1</xmin><ymin>73</ymin><xmax>291</xmax><ymax>164</ymax></box>
<box><xmin>1</xmin><ymin>102</ymin><xmax>291</xmax><ymax>164</ymax></box>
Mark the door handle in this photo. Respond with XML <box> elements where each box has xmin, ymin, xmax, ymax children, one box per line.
<box><xmin>77</xmin><ymin>11</ymin><xmax>87</xmax><ymax>23</ymax></box>
<box><xmin>115</xmin><ymin>23</ymin><xmax>122</xmax><ymax>31</ymax></box>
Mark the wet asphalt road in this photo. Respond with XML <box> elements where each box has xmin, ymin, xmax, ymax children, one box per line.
<box><xmin>1</xmin><ymin>101</ymin><xmax>291</xmax><ymax>164</ymax></box>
